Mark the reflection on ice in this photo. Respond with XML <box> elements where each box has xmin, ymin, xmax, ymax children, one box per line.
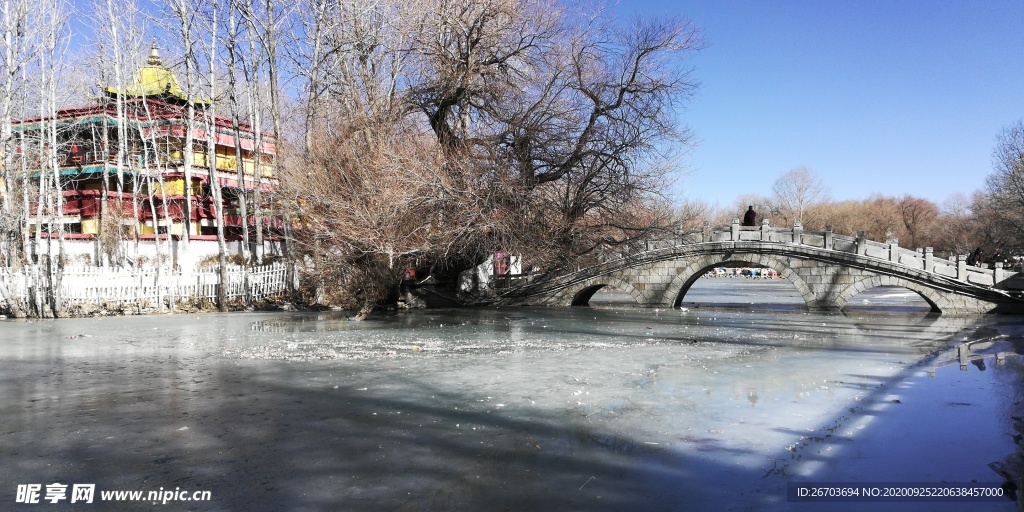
<box><xmin>241</xmin><ymin>307</ymin><xmax>975</xmax><ymax>361</ymax></box>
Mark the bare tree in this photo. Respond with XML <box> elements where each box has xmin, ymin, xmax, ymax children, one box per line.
<box><xmin>36</xmin><ymin>0</ymin><xmax>69</xmax><ymax>316</ymax></box>
<box><xmin>0</xmin><ymin>0</ymin><xmax>31</xmax><ymax>268</ymax></box>
<box><xmin>895</xmin><ymin>194</ymin><xmax>938</xmax><ymax>249</ymax></box>
<box><xmin>223</xmin><ymin>0</ymin><xmax>250</xmax><ymax>262</ymax></box>
<box><xmin>88</xmin><ymin>0</ymin><xmax>148</xmax><ymax>266</ymax></box>
<box><xmin>434</xmin><ymin>5</ymin><xmax>689</xmax><ymax>236</ymax></box>
<box><xmin>240</xmin><ymin>5</ymin><xmax>266</xmax><ymax>262</ymax></box>
<box><xmin>238</xmin><ymin>0</ymin><xmax>287</xmax><ymax>263</ymax></box>
<box><xmin>991</xmin><ymin>119</ymin><xmax>1024</xmax><ymax>203</ymax></box>
<box><xmin>982</xmin><ymin>119</ymin><xmax>1024</xmax><ymax>252</ymax></box>
<box><xmin>291</xmin><ymin>123</ymin><xmax>491</xmax><ymax>315</ymax></box>
<box><xmin>771</xmin><ymin>166</ymin><xmax>829</xmax><ymax>226</ymax></box>
<box><xmin>292</xmin><ymin>0</ymin><xmax>330</xmax><ymax>154</ymax></box>
<box><xmin>198</xmin><ymin>0</ymin><xmax>229</xmax><ymax>309</ymax></box>
<box><xmin>282</xmin><ymin>1</ymin><xmax>704</xmax><ymax>312</ymax></box>
<box><xmin>160</xmin><ymin>0</ymin><xmax>206</xmax><ymax>257</ymax></box>
<box><xmin>937</xmin><ymin>192</ymin><xmax>978</xmax><ymax>256</ymax></box>
<box><xmin>0</xmin><ymin>0</ymin><xmax>33</xmax><ymax>314</ymax></box>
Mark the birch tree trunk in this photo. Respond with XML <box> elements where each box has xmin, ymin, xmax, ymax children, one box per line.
<box><xmin>261</xmin><ymin>0</ymin><xmax>283</xmax><ymax>263</ymax></box>
<box><xmin>169</xmin><ymin>0</ymin><xmax>200</xmax><ymax>259</ymax></box>
<box><xmin>0</xmin><ymin>0</ymin><xmax>29</xmax><ymax>268</ymax></box>
<box><xmin>203</xmin><ymin>1</ymin><xmax>229</xmax><ymax>309</ymax></box>
<box><xmin>39</xmin><ymin>0</ymin><xmax>67</xmax><ymax>317</ymax></box>
<box><xmin>226</xmin><ymin>1</ymin><xmax>249</xmax><ymax>262</ymax></box>
<box><xmin>105</xmin><ymin>0</ymin><xmax>127</xmax><ymax>219</ymax></box>
<box><xmin>19</xmin><ymin>67</ymin><xmax>29</xmax><ymax>265</ymax></box>
<box><xmin>240</xmin><ymin>0</ymin><xmax>284</xmax><ymax>263</ymax></box>
<box><xmin>299</xmin><ymin>0</ymin><xmax>327</xmax><ymax>156</ymax></box>
<box><xmin>92</xmin><ymin>0</ymin><xmax>142</xmax><ymax>267</ymax></box>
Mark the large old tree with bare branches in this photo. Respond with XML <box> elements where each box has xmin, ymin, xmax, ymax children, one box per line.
<box><xmin>973</xmin><ymin>119</ymin><xmax>1024</xmax><ymax>255</ymax></box>
<box><xmin>283</xmin><ymin>0</ymin><xmax>703</xmax><ymax>312</ymax></box>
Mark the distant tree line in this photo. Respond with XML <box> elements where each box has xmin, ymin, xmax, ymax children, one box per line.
<box><xmin>703</xmin><ymin>120</ymin><xmax>1024</xmax><ymax>264</ymax></box>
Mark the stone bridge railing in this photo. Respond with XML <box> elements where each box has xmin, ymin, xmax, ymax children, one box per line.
<box><xmin>491</xmin><ymin>219</ymin><xmax>1024</xmax><ymax>313</ymax></box>
<box><xmin>636</xmin><ymin>219</ymin><xmax>1017</xmax><ymax>289</ymax></box>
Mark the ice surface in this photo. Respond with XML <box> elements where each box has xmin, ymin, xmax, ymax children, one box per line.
<box><xmin>0</xmin><ymin>285</ymin><xmax>1020</xmax><ymax>511</ymax></box>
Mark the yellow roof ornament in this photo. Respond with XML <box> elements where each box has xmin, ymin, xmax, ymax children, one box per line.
<box><xmin>147</xmin><ymin>41</ymin><xmax>162</xmax><ymax>66</ymax></box>
<box><xmin>104</xmin><ymin>42</ymin><xmax>208</xmax><ymax>105</ymax></box>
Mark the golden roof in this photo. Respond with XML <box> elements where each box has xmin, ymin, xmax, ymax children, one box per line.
<box><xmin>104</xmin><ymin>44</ymin><xmax>207</xmax><ymax>105</ymax></box>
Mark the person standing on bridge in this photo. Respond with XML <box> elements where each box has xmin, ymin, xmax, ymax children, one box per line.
<box><xmin>742</xmin><ymin>206</ymin><xmax>757</xmax><ymax>227</ymax></box>
<box><xmin>989</xmin><ymin>247</ymin><xmax>1004</xmax><ymax>268</ymax></box>
<box><xmin>968</xmin><ymin>247</ymin><xmax>983</xmax><ymax>267</ymax></box>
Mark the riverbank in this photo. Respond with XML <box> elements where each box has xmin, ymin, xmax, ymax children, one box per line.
<box><xmin>0</xmin><ymin>263</ymin><xmax>294</xmax><ymax>319</ymax></box>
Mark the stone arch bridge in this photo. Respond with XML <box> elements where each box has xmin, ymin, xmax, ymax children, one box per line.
<box><xmin>498</xmin><ymin>221</ymin><xmax>1024</xmax><ymax>315</ymax></box>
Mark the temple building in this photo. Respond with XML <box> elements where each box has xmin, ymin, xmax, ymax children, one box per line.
<box><xmin>17</xmin><ymin>45</ymin><xmax>280</xmax><ymax>260</ymax></box>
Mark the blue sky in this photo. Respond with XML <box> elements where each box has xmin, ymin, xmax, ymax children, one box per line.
<box><xmin>67</xmin><ymin>1</ymin><xmax>1022</xmax><ymax>209</ymax></box>
<box><xmin>616</xmin><ymin>0</ymin><xmax>1024</xmax><ymax>208</ymax></box>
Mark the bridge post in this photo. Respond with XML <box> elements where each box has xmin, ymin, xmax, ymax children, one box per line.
<box><xmin>855</xmin><ymin>231</ymin><xmax>866</xmax><ymax>256</ymax></box>
<box><xmin>956</xmin><ymin>254</ymin><xmax>967</xmax><ymax>281</ymax></box>
<box><xmin>995</xmin><ymin>262</ymin><xmax>1004</xmax><ymax>284</ymax></box>
<box><xmin>792</xmin><ymin>222</ymin><xmax>802</xmax><ymax>245</ymax></box>
<box><xmin>761</xmin><ymin>218</ymin><xmax>770</xmax><ymax>241</ymax></box>
<box><xmin>924</xmin><ymin>247</ymin><xmax>933</xmax><ymax>272</ymax></box>
<box><xmin>731</xmin><ymin>218</ymin><xmax>739</xmax><ymax>241</ymax></box>
<box><xmin>702</xmin><ymin>221</ymin><xmax>710</xmax><ymax>243</ymax></box>
<box><xmin>824</xmin><ymin>225</ymin><xmax>833</xmax><ymax>250</ymax></box>
<box><xmin>889</xmin><ymin>238</ymin><xmax>899</xmax><ymax>263</ymax></box>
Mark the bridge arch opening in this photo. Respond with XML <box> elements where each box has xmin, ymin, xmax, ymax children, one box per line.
<box><xmin>571</xmin><ymin>284</ymin><xmax>640</xmax><ymax>307</ymax></box>
<box><xmin>841</xmin><ymin>285</ymin><xmax>938</xmax><ymax>314</ymax></box>
<box><xmin>672</xmin><ymin>262</ymin><xmax>807</xmax><ymax>310</ymax></box>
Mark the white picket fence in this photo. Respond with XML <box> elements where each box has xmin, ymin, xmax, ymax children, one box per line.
<box><xmin>0</xmin><ymin>262</ymin><xmax>294</xmax><ymax>314</ymax></box>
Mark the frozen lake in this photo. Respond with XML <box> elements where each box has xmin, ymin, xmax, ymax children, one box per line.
<box><xmin>1</xmin><ymin>279</ymin><xmax>1021</xmax><ymax>511</ymax></box>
